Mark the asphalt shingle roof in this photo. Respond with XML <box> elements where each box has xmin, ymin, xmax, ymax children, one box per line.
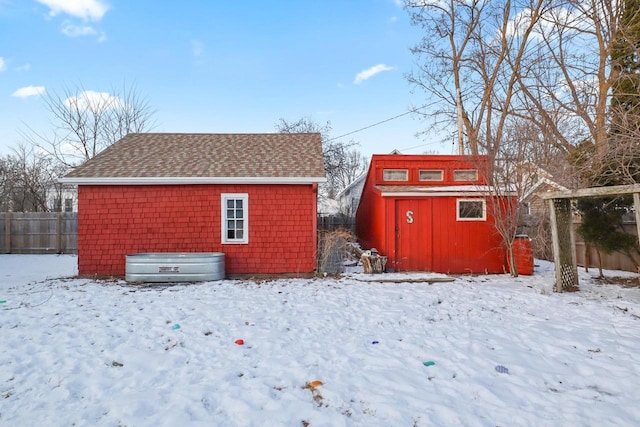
<box><xmin>62</xmin><ymin>133</ymin><xmax>326</xmax><ymax>183</ymax></box>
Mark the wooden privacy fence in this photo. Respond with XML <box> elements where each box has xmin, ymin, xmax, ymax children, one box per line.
<box><xmin>573</xmin><ymin>221</ymin><xmax>639</xmax><ymax>273</ymax></box>
<box><xmin>317</xmin><ymin>215</ymin><xmax>355</xmax><ymax>233</ymax></box>
<box><xmin>0</xmin><ymin>212</ymin><xmax>78</xmax><ymax>254</ymax></box>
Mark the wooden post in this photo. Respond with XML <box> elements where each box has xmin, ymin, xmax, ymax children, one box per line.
<box><xmin>633</xmin><ymin>193</ymin><xmax>640</xmax><ymax>246</ymax></box>
<box><xmin>584</xmin><ymin>243</ymin><xmax>590</xmax><ymax>272</ymax></box>
<box><xmin>548</xmin><ymin>198</ymin><xmax>579</xmax><ymax>292</ymax></box>
<box><xmin>548</xmin><ymin>199</ymin><xmax>562</xmax><ymax>292</ymax></box>
<box><xmin>569</xmin><ymin>205</ymin><xmax>578</xmax><ymax>283</ymax></box>
<box><xmin>56</xmin><ymin>212</ymin><xmax>62</xmax><ymax>254</ymax></box>
<box><xmin>4</xmin><ymin>212</ymin><xmax>10</xmax><ymax>254</ymax></box>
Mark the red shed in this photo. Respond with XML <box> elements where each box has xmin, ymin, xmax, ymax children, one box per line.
<box><xmin>60</xmin><ymin>133</ymin><xmax>326</xmax><ymax>277</ymax></box>
<box><xmin>356</xmin><ymin>154</ymin><xmax>512</xmax><ymax>274</ymax></box>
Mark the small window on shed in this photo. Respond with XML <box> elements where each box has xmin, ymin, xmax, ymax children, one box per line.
<box><xmin>221</xmin><ymin>193</ymin><xmax>249</xmax><ymax>244</ymax></box>
<box><xmin>383</xmin><ymin>169</ymin><xmax>408</xmax><ymax>181</ymax></box>
<box><xmin>457</xmin><ymin>199</ymin><xmax>486</xmax><ymax>221</ymax></box>
<box><xmin>64</xmin><ymin>198</ymin><xmax>73</xmax><ymax>212</ymax></box>
<box><xmin>419</xmin><ymin>170</ymin><xmax>444</xmax><ymax>181</ymax></box>
<box><xmin>453</xmin><ymin>169</ymin><xmax>478</xmax><ymax>182</ymax></box>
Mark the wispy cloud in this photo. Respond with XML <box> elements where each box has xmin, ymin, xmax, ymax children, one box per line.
<box><xmin>36</xmin><ymin>0</ymin><xmax>109</xmax><ymax>21</ymax></box>
<box><xmin>64</xmin><ymin>90</ymin><xmax>122</xmax><ymax>112</ymax></box>
<box><xmin>354</xmin><ymin>64</ymin><xmax>395</xmax><ymax>84</ymax></box>
<box><xmin>61</xmin><ymin>21</ymin><xmax>97</xmax><ymax>37</ymax></box>
<box><xmin>0</xmin><ymin>57</ymin><xmax>5</xmax><ymax>72</ymax></box>
<box><xmin>12</xmin><ymin>85</ymin><xmax>46</xmax><ymax>98</ymax></box>
<box><xmin>37</xmin><ymin>0</ymin><xmax>108</xmax><ymax>41</ymax></box>
<box><xmin>191</xmin><ymin>39</ymin><xmax>205</xmax><ymax>58</ymax></box>
<box><xmin>16</xmin><ymin>63</ymin><xmax>31</xmax><ymax>72</ymax></box>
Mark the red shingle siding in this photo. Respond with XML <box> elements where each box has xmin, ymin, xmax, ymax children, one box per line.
<box><xmin>77</xmin><ymin>184</ymin><xmax>317</xmax><ymax>276</ymax></box>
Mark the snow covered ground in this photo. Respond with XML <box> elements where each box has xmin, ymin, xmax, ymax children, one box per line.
<box><xmin>1</xmin><ymin>255</ymin><xmax>639</xmax><ymax>426</ymax></box>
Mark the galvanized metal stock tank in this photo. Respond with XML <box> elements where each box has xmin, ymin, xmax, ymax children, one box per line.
<box><xmin>125</xmin><ymin>252</ymin><xmax>225</xmax><ymax>282</ymax></box>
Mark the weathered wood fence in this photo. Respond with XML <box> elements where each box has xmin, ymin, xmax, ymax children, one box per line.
<box><xmin>0</xmin><ymin>212</ymin><xmax>78</xmax><ymax>254</ymax></box>
<box><xmin>317</xmin><ymin>215</ymin><xmax>355</xmax><ymax>233</ymax></box>
<box><xmin>573</xmin><ymin>221</ymin><xmax>639</xmax><ymax>272</ymax></box>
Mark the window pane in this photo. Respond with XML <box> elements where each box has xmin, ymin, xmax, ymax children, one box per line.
<box><xmin>419</xmin><ymin>170</ymin><xmax>443</xmax><ymax>181</ymax></box>
<box><xmin>459</xmin><ymin>201</ymin><xmax>483</xmax><ymax>218</ymax></box>
<box><xmin>222</xmin><ymin>193</ymin><xmax>248</xmax><ymax>244</ymax></box>
<box><xmin>454</xmin><ymin>170</ymin><xmax>478</xmax><ymax>181</ymax></box>
<box><xmin>383</xmin><ymin>169</ymin><xmax>408</xmax><ymax>181</ymax></box>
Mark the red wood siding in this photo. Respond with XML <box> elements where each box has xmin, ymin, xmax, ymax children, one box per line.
<box><xmin>356</xmin><ymin>155</ymin><xmax>508</xmax><ymax>274</ymax></box>
<box><xmin>77</xmin><ymin>184</ymin><xmax>317</xmax><ymax>276</ymax></box>
<box><xmin>371</xmin><ymin>154</ymin><xmax>490</xmax><ymax>186</ymax></box>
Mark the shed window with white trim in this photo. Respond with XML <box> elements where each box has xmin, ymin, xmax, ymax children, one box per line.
<box><xmin>222</xmin><ymin>193</ymin><xmax>248</xmax><ymax>243</ymax></box>
<box><xmin>457</xmin><ymin>198</ymin><xmax>486</xmax><ymax>221</ymax></box>
<box><xmin>453</xmin><ymin>169</ymin><xmax>478</xmax><ymax>182</ymax></box>
<box><xmin>383</xmin><ymin>169</ymin><xmax>409</xmax><ymax>181</ymax></box>
<box><xmin>419</xmin><ymin>169</ymin><xmax>444</xmax><ymax>181</ymax></box>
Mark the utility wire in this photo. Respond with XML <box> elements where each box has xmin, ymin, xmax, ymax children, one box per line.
<box><xmin>326</xmin><ymin>103</ymin><xmax>436</xmax><ymax>143</ymax></box>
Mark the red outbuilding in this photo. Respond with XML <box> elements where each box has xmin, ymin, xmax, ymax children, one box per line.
<box><xmin>356</xmin><ymin>154</ymin><xmax>513</xmax><ymax>274</ymax></box>
<box><xmin>60</xmin><ymin>133</ymin><xmax>326</xmax><ymax>277</ymax></box>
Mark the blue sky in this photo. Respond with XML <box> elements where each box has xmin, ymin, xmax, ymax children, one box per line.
<box><xmin>0</xmin><ymin>0</ymin><xmax>453</xmax><ymax>160</ymax></box>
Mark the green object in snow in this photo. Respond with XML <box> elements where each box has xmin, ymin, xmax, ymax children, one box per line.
<box><xmin>423</xmin><ymin>361</ymin><xmax>435</xmax><ymax>367</ymax></box>
<box><xmin>172</xmin><ymin>324</ymin><xmax>180</xmax><ymax>330</ymax></box>
<box><xmin>0</xmin><ymin>300</ymin><xmax>6</xmax><ymax>304</ymax></box>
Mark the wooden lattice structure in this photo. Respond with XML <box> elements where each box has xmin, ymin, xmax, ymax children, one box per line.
<box><xmin>542</xmin><ymin>184</ymin><xmax>640</xmax><ymax>292</ymax></box>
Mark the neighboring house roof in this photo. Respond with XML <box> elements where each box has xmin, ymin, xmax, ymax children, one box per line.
<box><xmin>317</xmin><ymin>197</ymin><xmax>340</xmax><ymax>216</ymax></box>
<box><xmin>336</xmin><ymin>173</ymin><xmax>366</xmax><ymax>200</ymax></box>
<box><xmin>60</xmin><ymin>133</ymin><xmax>327</xmax><ymax>185</ymax></box>
<box><xmin>520</xmin><ymin>177</ymin><xmax>568</xmax><ymax>203</ymax></box>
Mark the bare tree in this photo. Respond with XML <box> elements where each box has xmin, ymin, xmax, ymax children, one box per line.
<box><xmin>0</xmin><ymin>143</ymin><xmax>56</xmax><ymax>212</ymax></box>
<box><xmin>603</xmin><ymin>0</ymin><xmax>640</xmax><ymax>183</ymax></box>
<box><xmin>274</xmin><ymin>117</ymin><xmax>367</xmax><ymax>199</ymax></box>
<box><xmin>514</xmin><ymin>0</ymin><xmax>623</xmax><ymax>167</ymax></box>
<box><xmin>326</xmin><ymin>144</ymin><xmax>368</xmax><ymax>195</ymax></box>
<box><xmin>406</xmin><ymin>0</ymin><xmax>549</xmax><ymax>157</ymax></box>
<box><xmin>22</xmin><ymin>82</ymin><xmax>156</xmax><ymax>168</ymax></box>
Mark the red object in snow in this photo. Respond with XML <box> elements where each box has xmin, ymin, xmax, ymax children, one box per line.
<box><xmin>511</xmin><ymin>235</ymin><xmax>534</xmax><ymax>275</ymax></box>
<box><xmin>235</xmin><ymin>339</ymin><xmax>244</xmax><ymax>345</ymax></box>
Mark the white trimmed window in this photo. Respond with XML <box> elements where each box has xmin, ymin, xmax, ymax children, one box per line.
<box><xmin>453</xmin><ymin>169</ymin><xmax>478</xmax><ymax>182</ymax></box>
<box><xmin>457</xmin><ymin>198</ymin><xmax>486</xmax><ymax>221</ymax></box>
<box><xmin>383</xmin><ymin>169</ymin><xmax>409</xmax><ymax>181</ymax></box>
<box><xmin>419</xmin><ymin>169</ymin><xmax>444</xmax><ymax>181</ymax></box>
<box><xmin>221</xmin><ymin>193</ymin><xmax>248</xmax><ymax>244</ymax></box>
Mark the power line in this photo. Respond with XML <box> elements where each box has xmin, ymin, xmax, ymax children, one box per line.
<box><xmin>326</xmin><ymin>103</ymin><xmax>436</xmax><ymax>143</ymax></box>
